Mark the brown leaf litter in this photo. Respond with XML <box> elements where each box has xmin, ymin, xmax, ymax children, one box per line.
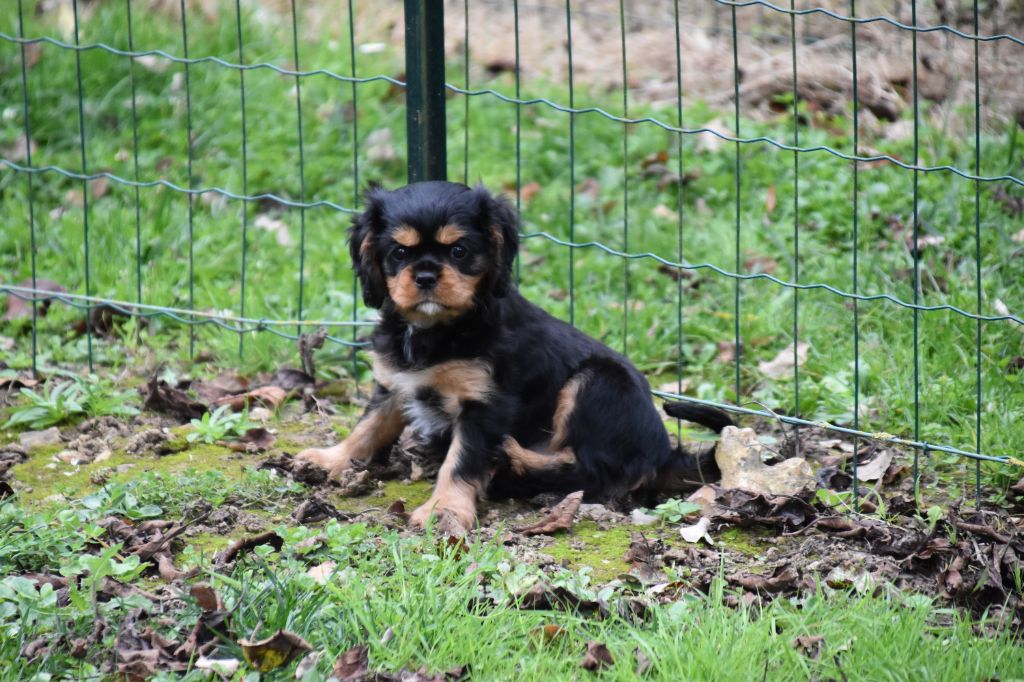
<box><xmin>581</xmin><ymin>641</ymin><xmax>615</xmax><ymax>671</ymax></box>
<box><xmin>514</xmin><ymin>490</ymin><xmax>584</xmax><ymax>536</ymax></box>
<box><xmin>239</xmin><ymin>630</ymin><xmax>313</xmax><ymax>672</ymax></box>
<box><xmin>3</xmin><ymin>278</ymin><xmax>66</xmax><ymax>321</ymax></box>
<box><xmin>141</xmin><ymin>371</ymin><xmax>300</xmax><ymax>423</ymax></box>
<box><xmin>331</xmin><ymin>644</ymin><xmax>469</xmax><ymax>682</ymax></box>
<box><xmin>215</xmin><ymin>529</ymin><xmax>284</xmax><ymax>566</ymax></box>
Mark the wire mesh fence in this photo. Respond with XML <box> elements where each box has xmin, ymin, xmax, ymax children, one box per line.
<box><xmin>1</xmin><ymin>0</ymin><xmax>1022</xmax><ymax>506</ymax></box>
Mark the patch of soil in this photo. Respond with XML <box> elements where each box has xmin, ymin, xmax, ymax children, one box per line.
<box><xmin>124</xmin><ymin>428</ymin><xmax>173</xmax><ymax>455</ymax></box>
<box><xmin>9</xmin><ymin>367</ymin><xmax>1021</xmax><ymax>631</ymax></box>
<box><xmin>0</xmin><ymin>443</ymin><xmax>28</xmax><ymax>479</ymax></box>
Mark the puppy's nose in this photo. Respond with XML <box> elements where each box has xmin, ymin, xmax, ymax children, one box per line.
<box><xmin>414</xmin><ymin>271</ymin><xmax>438</xmax><ymax>290</ymax></box>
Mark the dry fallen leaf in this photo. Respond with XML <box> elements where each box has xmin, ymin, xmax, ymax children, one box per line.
<box><xmin>143</xmin><ymin>376</ymin><xmax>207</xmax><ymax>421</ymax></box>
<box><xmin>730</xmin><ymin>566</ymin><xmax>800</xmax><ymax>593</ymax></box>
<box><xmin>640</xmin><ymin>150</ymin><xmax>670</xmax><ymax>168</ymax></box>
<box><xmin>135</xmin><ymin>54</ymin><xmax>171</xmax><ymax>73</ymax></box>
<box><xmin>195</xmin><ymin>656</ymin><xmax>240</xmax><ymax>677</ymax></box>
<box><xmin>855</xmin><ymin>449</ymin><xmax>894</xmax><ymax>482</ymax></box>
<box><xmin>696</xmin><ymin>118</ymin><xmax>732</xmax><ymax>154</ymax></box>
<box><xmin>514</xmin><ymin>491</ymin><xmax>584</xmax><ymax>536</ymax></box>
<box><xmin>4</xmin><ymin>278</ymin><xmax>67</xmax><ymax>321</ymax></box>
<box><xmin>716</xmin><ymin>340</ymin><xmax>737</xmax><ymax>364</ymax></box>
<box><xmin>0</xmin><ymin>372</ymin><xmax>38</xmax><ymax>391</ymax></box>
<box><xmin>155</xmin><ymin>553</ymin><xmax>196</xmax><ymax>581</ymax></box>
<box><xmin>293</xmin><ymin>651</ymin><xmax>321</xmax><ymax>679</ymax></box>
<box><xmin>679</xmin><ymin>516</ymin><xmax>714</xmax><ymax>545</ymax></box>
<box><xmin>239</xmin><ymin>630</ymin><xmax>312</xmax><ymax>672</ymax></box>
<box><xmin>581</xmin><ymin>641</ymin><xmax>614</xmax><ymax>671</ymax></box>
<box><xmin>531</xmin><ymin>624</ymin><xmax>567</xmax><ymax>645</ymax></box>
<box><xmin>365</xmin><ymin>127</ymin><xmax>398</xmax><ymax>163</ymax></box>
<box><xmin>630</xmin><ymin>509</ymin><xmax>659</xmax><ymax>526</ymax></box>
<box><xmin>306</xmin><ymin>561</ymin><xmax>337</xmax><ymax>585</ymax></box>
<box><xmin>577</xmin><ymin>177</ymin><xmax>601</xmax><ymax>199</ymax></box>
<box><xmin>2</xmin><ymin>137</ymin><xmax>38</xmax><ymax>163</ymax></box>
<box><xmin>757</xmin><ymin>341</ymin><xmax>810</xmax><ymax>379</ymax></box>
<box><xmin>23</xmin><ymin>42</ymin><xmax>42</xmax><ymax>69</ymax></box>
<box><xmin>656</xmin><ymin>378</ymin><xmax>691</xmax><ymax>396</ymax></box>
<box><xmin>216</xmin><ymin>530</ymin><xmax>284</xmax><ymax>566</ymax></box>
<box><xmin>254</xmin><ymin>214</ymin><xmax>294</xmax><ymax>247</ymax></box>
<box><xmin>686</xmin><ymin>485</ymin><xmax>718</xmax><ymax>516</ymax></box>
<box><xmin>907</xmin><ymin>233</ymin><xmax>945</xmax><ymax>254</ymax></box>
<box><xmin>744</xmin><ymin>255</ymin><xmax>778</xmax><ymax>275</ymax></box>
<box><xmin>225</xmin><ymin>427</ymin><xmax>276</xmax><ymax>452</ymax></box>
<box><xmin>520</xmin><ymin>181</ymin><xmax>541</xmax><ymax>202</ymax></box>
<box><xmin>214</xmin><ymin>386</ymin><xmax>288</xmax><ymax>412</ymax></box>
<box><xmin>332</xmin><ymin>644</ymin><xmax>369</xmax><ymax>682</ymax></box>
<box><xmin>634</xmin><ymin>648</ymin><xmax>652</xmax><ymax>676</ymax></box>
<box><xmin>190</xmin><ymin>583</ymin><xmax>221</xmax><ymax>612</ymax></box>
<box><xmin>89</xmin><ymin>176</ymin><xmax>109</xmax><ymax>199</ymax></box>
<box><xmin>791</xmin><ymin>635</ymin><xmax>825</xmax><ymax>660</ymax></box>
<box><xmin>764</xmin><ymin>185</ymin><xmax>777</xmax><ymax>214</ymax></box>
<box><xmin>652</xmin><ymin>204</ymin><xmax>678</xmax><ymax>222</ymax></box>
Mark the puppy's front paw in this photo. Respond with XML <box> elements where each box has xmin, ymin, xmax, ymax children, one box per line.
<box><xmin>295</xmin><ymin>445</ymin><xmax>351</xmax><ymax>478</ymax></box>
<box><xmin>409</xmin><ymin>496</ymin><xmax>476</xmax><ymax>535</ymax></box>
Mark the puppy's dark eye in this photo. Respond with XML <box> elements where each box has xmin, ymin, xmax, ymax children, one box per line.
<box><xmin>451</xmin><ymin>244</ymin><xmax>468</xmax><ymax>260</ymax></box>
<box><xmin>392</xmin><ymin>247</ymin><xmax>408</xmax><ymax>261</ymax></box>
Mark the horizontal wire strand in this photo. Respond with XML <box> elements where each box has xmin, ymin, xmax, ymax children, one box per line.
<box><xmin>1</xmin><ymin>34</ymin><xmax>1020</xmax><ymax>187</ymax></box>
<box><xmin>3</xmin><ymin>283</ymin><xmax>1011</xmax><ymax>464</ymax></box>
<box><xmin>1</xmin><ymin>156</ymin><xmax>1018</xmax><ymax>326</ymax></box>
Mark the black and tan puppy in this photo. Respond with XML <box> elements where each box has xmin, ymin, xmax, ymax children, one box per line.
<box><xmin>298</xmin><ymin>181</ymin><xmax>731</xmax><ymax>532</ymax></box>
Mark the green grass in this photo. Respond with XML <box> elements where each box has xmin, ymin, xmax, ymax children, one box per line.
<box><xmin>2</xmin><ymin>372</ymin><xmax>138</xmax><ymax>429</ymax></box>
<box><xmin>0</xmin><ymin>5</ymin><xmax>1023</xmax><ymax>675</ymax></box>
<box><xmin>2</xmin><ymin>493</ymin><xmax>1023</xmax><ymax>681</ymax></box>
<box><xmin>1</xmin><ymin>403</ymin><xmax>1022</xmax><ymax>679</ymax></box>
<box><xmin>2</xmin><ymin>475</ymin><xmax>1024</xmax><ymax>675</ymax></box>
<box><xmin>2</xmin><ymin>3</ymin><xmax>1021</xmax><ymax>498</ymax></box>
<box><xmin>1</xmin><ymin>1</ymin><xmax>1022</xmax><ymax>485</ymax></box>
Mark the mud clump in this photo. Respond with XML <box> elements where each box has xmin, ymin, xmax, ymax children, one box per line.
<box><xmin>125</xmin><ymin>428</ymin><xmax>172</xmax><ymax>455</ymax></box>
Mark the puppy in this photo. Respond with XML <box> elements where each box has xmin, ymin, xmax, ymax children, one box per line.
<box><xmin>298</xmin><ymin>181</ymin><xmax>731</xmax><ymax>533</ymax></box>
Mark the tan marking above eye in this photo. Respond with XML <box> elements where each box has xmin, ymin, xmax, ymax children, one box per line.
<box><xmin>391</xmin><ymin>226</ymin><xmax>421</xmax><ymax>247</ymax></box>
<box><xmin>435</xmin><ymin>224</ymin><xmax>467</xmax><ymax>245</ymax></box>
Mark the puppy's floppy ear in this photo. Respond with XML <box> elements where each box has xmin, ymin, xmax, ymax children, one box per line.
<box><xmin>349</xmin><ymin>185</ymin><xmax>389</xmax><ymax>308</ymax></box>
<box><xmin>473</xmin><ymin>186</ymin><xmax>520</xmax><ymax>298</ymax></box>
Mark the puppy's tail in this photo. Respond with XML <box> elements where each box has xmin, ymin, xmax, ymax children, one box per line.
<box><xmin>662</xmin><ymin>401</ymin><xmax>734</xmax><ymax>433</ymax></box>
<box><xmin>656</xmin><ymin>402</ymin><xmax>735</xmax><ymax>490</ymax></box>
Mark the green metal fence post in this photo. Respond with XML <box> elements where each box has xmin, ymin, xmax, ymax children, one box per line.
<box><xmin>404</xmin><ymin>0</ymin><xmax>447</xmax><ymax>183</ymax></box>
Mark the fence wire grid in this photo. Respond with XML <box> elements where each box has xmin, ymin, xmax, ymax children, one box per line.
<box><xmin>1</xmin><ymin>0</ymin><xmax>1023</xmax><ymax>507</ymax></box>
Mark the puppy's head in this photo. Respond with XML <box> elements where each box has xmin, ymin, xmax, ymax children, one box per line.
<box><xmin>349</xmin><ymin>181</ymin><xmax>519</xmax><ymax>325</ymax></box>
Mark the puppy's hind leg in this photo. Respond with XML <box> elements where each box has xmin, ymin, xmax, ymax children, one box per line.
<box><xmin>543</xmin><ymin>358</ymin><xmax>673</xmax><ymax>499</ymax></box>
<box><xmin>503</xmin><ymin>437</ymin><xmax>576</xmax><ymax>476</ymax></box>
<box><xmin>297</xmin><ymin>387</ymin><xmax>405</xmax><ymax>478</ymax></box>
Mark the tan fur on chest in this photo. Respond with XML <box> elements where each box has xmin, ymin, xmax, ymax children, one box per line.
<box><xmin>372</xmin><ymin>353</ymin><xmax>493</xmax><ymax>413</ymax></box>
